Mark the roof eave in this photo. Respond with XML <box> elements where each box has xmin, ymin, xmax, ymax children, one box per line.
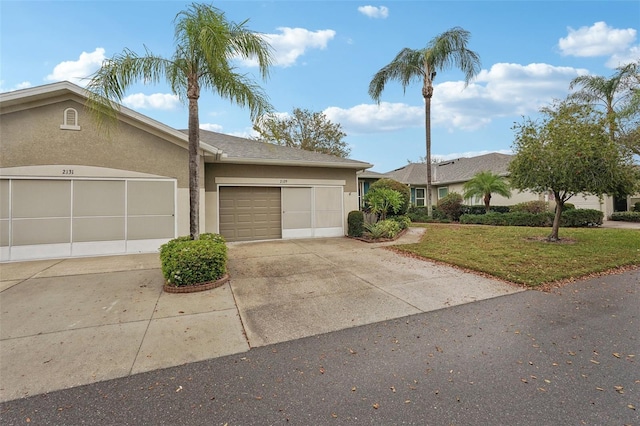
<box><xmin>209</xmin><ymin>156</ymin><xmax>373</xmax><ymax>169</ymax></box>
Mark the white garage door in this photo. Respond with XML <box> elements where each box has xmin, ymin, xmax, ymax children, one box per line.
<box><xmin>219</xmin><ymin>186</ymin><xmax>282</xmax><ymax>242</ymax></box>
<box><xmin>0</xmin><ymin>178</ymin><xmax>176</xmax><ymax>261</ymax></box>
<box><xmin>282</xmin><ymin>186</ymin><xmax>343</xmax><ymax>239</ymax></box>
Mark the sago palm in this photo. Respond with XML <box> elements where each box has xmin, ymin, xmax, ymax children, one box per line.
<box><xmin>86</xmin><ymin>3</ymin><xmax>273</xmax><ymax>239</ymax></box>
<box><xmin>368</xmin><ymin>26</ymin><xmax>481</xmax><ymax>217</ymax></box>
<box><xmin>462</xmin><ymin>171</ymin><xmax>511</xmax><ymax>213</ymax></box>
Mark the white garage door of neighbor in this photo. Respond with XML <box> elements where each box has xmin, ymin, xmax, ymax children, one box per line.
<box><xmin>282</xmin><ymin>186</ymin><xmax>344</xmax><ymax>239</ymax></box>
<box><xmin>0</xmin><ymin>178</ymin><xmax>176</xmax><ymax>261</ymax></box>
<box><xmin>219</xmin><ymin>186</ymin><xmax>282</xmax><ymax>242</ymax></box>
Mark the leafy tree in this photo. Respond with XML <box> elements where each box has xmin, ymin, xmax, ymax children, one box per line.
<box><xmin>509</xmin><ymin>100</ymin><xmax>639</xmax><ymax>241</ymax></box>
<box><xmin>368</xmin><ymin>27</ymin><xmax>481</xmax><ymax>218</ymax></box>
<box><xmin>369</xmin><ymin>178</ymin><xmax>411</xmax><ymax>215</ymax></box>
<box><xmin>87</xmin><ymin>3</ymin><xmax>273</xmax><ymax>240</ymax></box>
<box><xmin>363</xmin><ymin>188</ymin><xmax>403</xmax><ymax>220</ymax></box>
<box><xmin>569</xmin><ymin>61</ymin><xmax>639</xmax><ymax>145</ymax></box>
<box><xmin>462</xmin><ymin>171</ymin><xmax>512</xmax><ymax>213</ymax></box>
<box><xmin>253</xmin><ymin>107</ymin><xmax>350</xmax><ymax>157</ymax></box>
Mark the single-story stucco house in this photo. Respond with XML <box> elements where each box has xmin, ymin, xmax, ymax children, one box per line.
<box><xmin>363</xmin><ymin>152</ymin><xmax>639</xmax><ymax>215</ymax></box>
<box><xmin>0</xmin><ymin>81</ymin><xmax>372</xmax><ymax>262</ymax></box>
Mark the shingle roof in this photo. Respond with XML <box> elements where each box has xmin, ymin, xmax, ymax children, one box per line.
<box><xmin>382</xmin><ymin>153</ymin><xmax>513</xmax><ymax>185</ymax></box>
<box><xmin>194</xmin><ymin>130</ymin><xmax>373</xmax><ymax>169</ymax></box>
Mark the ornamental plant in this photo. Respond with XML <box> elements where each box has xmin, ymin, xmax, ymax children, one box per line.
<box><xmin>160</xmin><ymin>233</ymin><xmax>228</xmax><ymax>286</ymax></box>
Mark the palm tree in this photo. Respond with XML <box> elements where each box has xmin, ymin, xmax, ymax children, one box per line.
<box><xmin>368</xmin><ymin>27</ymin><xmax>481</xmax><ymax>217</ymax></box>
<box><xmin>569</xmin><ymin>61</ymin><xmax>639</xmax><ymax>141</ymax></box>
<box><xmin>86</xmin><ymin>3</ymin><xmax>273</xmax><ymax>240</ymax></box>
<box><xmin>462</xmin><ymin>171</ymin><xmax>511</xmax><ymax>213</ymax></box>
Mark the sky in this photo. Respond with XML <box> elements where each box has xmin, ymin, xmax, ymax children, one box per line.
<box><xmin>1</xmin><ymin>1</ymin><xmax>639</xmax><ymax>172</ymax></box>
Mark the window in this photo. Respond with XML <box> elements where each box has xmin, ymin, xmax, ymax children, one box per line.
<box><xmin>60</xmin><ymin>108</ymin><xmax>81</xmax><ymax>130</ymax></box>
<box><xmin>414</xmin><ymin>187</ymin><xmax>426</xmax><ymax>207</ymax></box>
<box><xmin>438</xmin><ymin>187</ymin><xmax>448</xmax><ymax>200</ymax></box>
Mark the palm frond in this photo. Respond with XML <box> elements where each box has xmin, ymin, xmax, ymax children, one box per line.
<box><xmin>85</xmin><ymin>48</ymin><xmax>174</xmax><ymax>134</ymax></box>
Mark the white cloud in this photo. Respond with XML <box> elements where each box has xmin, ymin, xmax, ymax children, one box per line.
<box><xmin>558</xmin><ymin>21</ymin><xmax>637</xmax><ymax>57</ymax></box>
<box><xmin>252</xmin><ymin>27</ymin><xmax>336</xmax><ymax>67</ymax></box>
<box><xmin>45</xmin><ymin>47</ymin><xmax>106</xmax><ymax>86</ymax></box>
<box><xmin>200</xmin><ymin>123</ymin><xmax>224</xmax><ymax>132</ymax></box>
<box><xmin>122</xmin><ymin>93</ymin><xmax>180</xmax><ymax>110</ymax></box>
<box><xmin>0</xmin><ymin>80</ymin><xmax>32</xmax><ymax>92</ymax></box>
<box><xmin>606</xmin><ymin>45</ymin><xmax>640</xmax><ymax>68</ymax></box>
<box><xmin>432</xmin><ymin>62</ymin><xmax>588</xmax><ymax>129</ymax></box>
<box><xmin>324</xmin><ymin>62</ymin><xmax>588</xmax><ymax>134</ymax></box>
<box><xmin>357</xmin><ymin>5</ymin><xmax>389</xmax><ymax>19</ymax></box>
<box><xmin>324</xmin><ymin>102</ymin><xmax>423</xmax><ymax>134</ymax></box>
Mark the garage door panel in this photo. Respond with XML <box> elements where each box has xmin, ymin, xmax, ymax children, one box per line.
<box><xmin>13</xmin><ymin>180</ymin><xmax>71</xmax><ymax>218</ymax></box>
<box><xmin>1</xmin><ymin>220</ymin><xmax>9</xmax><ymax>247</ymax></box>
<box><xmin>13</xmin><ymin>218</ymin><xmax>71</xmax><ymax>245</ymax></box>
<box><xmin>128</xmin><ymin>181</ymin><xmax>174</xmax><ymax>215</ymax></box>
<box><xmin>73</xmin><ymin>217</ymin><xmax>125</xmax><ymax>242</ymax></box>
<box><xmin>74</xmin><ymin>181</ymin><xmax>125</xmax><ymax>216</ymax></box>
<box><xmin>315</xmin><ymin>211</ymin><xmax>343</xmax><ymax>228</ymax></box>
<box><xmin>0</xmin><ymin>180</ymin><xmax>9</xmax><ymax>219</ymax></box>
<box><xmin>128</xmin><ymin>216</ymin><xmax>175</xmax><ymax>240</ymax></box>
<box><xmin>219</xmin><ymin>187</ymin><xmax>281</xmax><ymax>242</ymax></box>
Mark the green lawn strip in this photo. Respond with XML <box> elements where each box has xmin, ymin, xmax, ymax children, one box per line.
<box><xmin>395</xmin><ymin>224</ymin><xmax>640</xmax><ymax>286</ymax></box>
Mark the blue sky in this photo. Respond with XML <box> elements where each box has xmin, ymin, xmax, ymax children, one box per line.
<box><xmin>1</xmin><ymin>1</ymin><xmax>638</xmax><ymax>172</ymax></box>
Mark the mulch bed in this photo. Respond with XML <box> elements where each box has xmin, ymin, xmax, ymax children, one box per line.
<box><xmin>163</xmin><ymin>273</ymin><xmax>230</xmax><ymax>293</ymax></box>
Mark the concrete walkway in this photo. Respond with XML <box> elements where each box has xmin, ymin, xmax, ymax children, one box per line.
<box><xmin>0</xmin><ymin>228</ymin><xmax>523</xmax><ymax>402</ymax></box>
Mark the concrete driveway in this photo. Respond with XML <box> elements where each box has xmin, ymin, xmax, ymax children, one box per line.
<box><xmin>0</xmin><ymin>228</ymin><xmax>522</xmax><ymax>402</ymax></box>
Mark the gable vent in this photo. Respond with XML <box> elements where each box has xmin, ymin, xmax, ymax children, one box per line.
<box><xmin>60</xmin><ymin>107</ymin><xmax>81</xmax><ymax>130</ymax></box>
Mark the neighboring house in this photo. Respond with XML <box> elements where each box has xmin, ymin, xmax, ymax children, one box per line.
<box><xmin>0</xmin><ymin>82</ymin><xmax>372</xmax><ymax>261</ymax></box>
<box><xmin>365</xmin><ymin>152</ymin><xmax>639</xmax><ymax>217</ymax></box>
<box><xmin>383</xmin><ymin>153</ymin><xmax>539</xmax><ymax>207</ymax></box>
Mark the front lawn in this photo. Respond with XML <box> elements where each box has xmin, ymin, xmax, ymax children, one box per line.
<box><xmin>393</xmin><ymin>224</ymin><xmax>640</xmax><ymax>287</ymax></box>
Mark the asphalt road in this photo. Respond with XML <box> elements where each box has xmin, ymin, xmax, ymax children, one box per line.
<box><xmin>1</xmin><ymin>269</ymin><xmax>638</xmax><ymax>426</ymax></box>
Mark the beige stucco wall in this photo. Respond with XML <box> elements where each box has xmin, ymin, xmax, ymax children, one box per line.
<box><xmin>204</xmin><ymin>163</ymin><xmax>358</xmax><ymax>192</ymax></box>
<box><xmin>1</xmin><ymin>97</ymin><xmax>192</xmax><ymax>188</ymax></box>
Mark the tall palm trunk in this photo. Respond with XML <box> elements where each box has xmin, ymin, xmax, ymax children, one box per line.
<box><xmin>187</xmin><ymin>78</ymin><xmax>200</xmax><ymax>240</ymax></box>
<box><xmin>423</xmin><ymin>78</ymin><xmax>434</xmax><ymax>218</ymax></box>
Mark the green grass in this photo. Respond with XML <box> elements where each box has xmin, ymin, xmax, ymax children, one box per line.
<box><xmin>394</xmin><ymin>224</ymin><xmax>640</xmax><ymax>287</ymax></box>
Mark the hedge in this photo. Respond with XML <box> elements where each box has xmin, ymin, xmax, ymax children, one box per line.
<box><xmin>160</xmin><ymin>233</ymin><xmax>228</xmax><ymax>286</ymax></box>
<box><xmin>348</xmin><ymin>210</ymin><xmax>365</xmax><ymax>237</ymax></box>
<box><xmin>610</xmin><ymin>211</ymin><xmax>640</xmax><ymax>222</ymax></box>
<box><xmin>460</xmin><ymin>209</ymin><xmax>603</xmax><ymax>227</ymax></box>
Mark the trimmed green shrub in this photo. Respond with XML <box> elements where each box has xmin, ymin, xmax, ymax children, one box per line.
<box><xmin>406</xmin><ymin>206</ymin><xmax>451</xmax><ymax>223</ymax></box>
<box><xmin>460</xmin><ymin>208</ymin><xmax>602</xmax><ymax>227</ymax></box>
<box><xmin>160</xmin><ymin>233</ymin><xmax>228</xmax><ymax>286</ymax></box>
<box><xmin>369</xmin><ymin>178</ymin><xmax>411</xmax><ymax>215</ymax></box>
<box><xmin>348</xmin><ymin>210</ymin><xmax>365</xmax><ymax>237</ymax></box>
<box><xmin>437</xmin><ymin>192</ymin><xmax>464</xmax><ymax>221</ymax></box>
<box><xmin>610</xmin><ymin>211</ymin><xmax>640</xmax><ymax>222</ymax></box>
<box><xmin>633</xmin><ymin>202</ymin><xmax>640</xmax><ymax>212</ymax></box>
<box><xmin>461</xmin><ymin>205</ymin><xmax>511</xmax><ymax>215</ymax></box>
<box><xmin>510</xmin><ymin>200</ymin><xmax>548</xmax><ymax>214</ymax></box>
<box><xmin>563</xmin><ymin>203</ymin><xmax>575</xmax><ymax>210</ymax></box>
<box><xmin>560</xmin><ymin>208</ymin><xmax>603</xmax><ymax>226</ymax></box>
<box><xmin>364</xmin><ymin>219</ymin><xmax>401</xmax><ymax>239</ymax></box>
<box><xmin>388</xmin><ymin>214</ymin><xmax>411</xmax><ymax>230</ymax></box>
